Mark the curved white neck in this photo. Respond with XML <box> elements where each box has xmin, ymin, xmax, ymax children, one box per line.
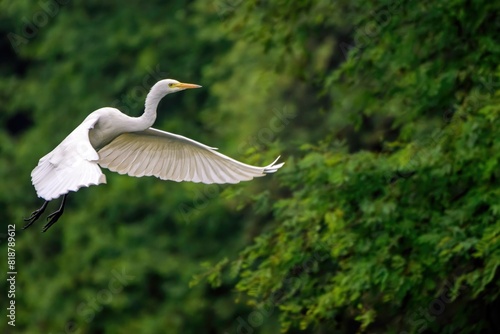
<box><xmin>135</xmin><ymin>84</ymin><xmax>166</xmax><ymax>130</ymax></box>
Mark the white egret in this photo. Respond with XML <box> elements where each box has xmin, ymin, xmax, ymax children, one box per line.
<box><xmin>25</xmin><ymin>79</ymin><xmax>284</xmax><ymax>232</ymax></box>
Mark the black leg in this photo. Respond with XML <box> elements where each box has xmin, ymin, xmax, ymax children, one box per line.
<box><xmin>24</xmin><ymin>201</ymin><xmax>49</xmax><ymax>229</ymax></box>
<box><xmin>42</xmin><ymin>194</ymin><xmax>67</xmax><ymax>233</ymax></box>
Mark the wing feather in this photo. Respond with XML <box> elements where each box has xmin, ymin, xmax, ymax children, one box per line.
<box><xmin>133</xmin><ymin>145</ymin><xmax>150</xmax><ymax>173</ymax></box>
<box><xmin>171</xmin><ymin>143</ymin><xmax>184</xmax><ymax>181</ymax></box>
<box><xmin>142</xmin><ymin>146</ymin><xmax>157</xmax><ymax>176</ymax></box>
<box><xmin>178</xmin><ymin>146</ymin><xmax>189</xmax><ymax>181</ymax></box>
<box><xmin>201</xmin><ymin>154</ymin><xmax>221</xmax><ymax>183</ymax></box>
<box><xmin>160</xmin><ymin>144</ymin><xmax>176</xmax><ymax>180</ymax></box>
<box><xmin>98</xmin><ymin>127</ymin><xmax>284</xmax><ymax>184</ymax></box>
<box><xmin>31</xmin><ymin>114</ymin><xmax>106</xmax><ymax>200</ymax></box>
<box><xmin>115</xmin><ymin>141</ymin><xmax>142</xmax><ymax>173</ymax></box>
<box><xmin>151</xmin><ymin>145</ymin><xmax>165</xmax><ymax>176</ymax></box>
<box><xmin>192</xmin><ymin>153</ymin><xmax>206</xmax><ymax>183</ymax></box>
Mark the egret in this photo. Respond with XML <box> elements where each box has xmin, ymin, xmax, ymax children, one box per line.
<box><xmin>24</xmin><ymin>79</ymin><xmax>284</xmax><ymax>232</ymax></box>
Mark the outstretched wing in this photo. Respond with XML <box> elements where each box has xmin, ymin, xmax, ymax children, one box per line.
<box><xmin>31</xmin><ymin>114</ymin><xmax>106</xmax><ymax>201</ymax></box>
<box><xmin>97</xmin><ymin>128</ymin><xmax>284</xmax><ymax>184</ymax></box>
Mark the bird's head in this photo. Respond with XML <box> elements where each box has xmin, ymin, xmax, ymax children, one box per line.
<box><xmin>158</xmin><ymin>79</ymin><xmax>202</xmax><ymax>95</ymax></box>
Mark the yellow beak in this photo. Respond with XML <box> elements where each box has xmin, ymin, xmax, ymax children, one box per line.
<box><xmin>176</xmin><ymin>82</ymin><xmax>202</xmax><ymax>89</ymax></box>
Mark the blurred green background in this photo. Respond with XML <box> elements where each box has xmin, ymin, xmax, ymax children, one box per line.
<box><xmin>1</xmin><ymin>0</ymin><xmax>499</xmax><ymax>333</ymax></box>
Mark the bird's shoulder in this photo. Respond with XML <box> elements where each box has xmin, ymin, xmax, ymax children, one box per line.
<box><xmin>87</xmin><ymin>107</ymin><xmax>124</xmax><ymax>120</ymax></box>
<box><xmin>85</xmin><ymin>107</ymin><xmax>131</xmax><ymax>132</ymax></box>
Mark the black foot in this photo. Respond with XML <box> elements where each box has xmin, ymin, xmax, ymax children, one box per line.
<box><xmin>42</xmin><ymin>209</ymin><xmax>64</xmax><ymax>233</ymax></box>
<box><xmin>41</xmin><ymin>194</ymin><xmax>67</xmax><ymax>233</ymax></box>
<box><xmin>24</xmin><ymin>201</ymin><xmax>48</xmax><ymax>229</ymax></box>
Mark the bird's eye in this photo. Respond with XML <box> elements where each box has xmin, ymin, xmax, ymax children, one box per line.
<box><xmin>168</xmin><ymin>83</ymin><xmax>174</xmax><ymax>88</ymax></box>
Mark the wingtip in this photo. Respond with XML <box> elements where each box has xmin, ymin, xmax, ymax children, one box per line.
<box><xmin>264</xmin><ymin>156</ymin><xmax>285</xmax><ymax>174</ymax></box>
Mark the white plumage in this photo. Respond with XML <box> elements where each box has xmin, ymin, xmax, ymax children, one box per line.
<box><xmin>31</xmin><ymin>114</ymin><xmax>106</xmax><ymax>201</ymax></box>
<box><xmin>98</xmin><ymin>128</ymin><xmax>282</xmax><ymax>184</ymax></box>
<box><xmin>26</xmin><ymin>79</ymin><xmax>284</xmax><ymax>231</ymax></box>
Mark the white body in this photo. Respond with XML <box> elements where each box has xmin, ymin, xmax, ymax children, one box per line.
<box><xmin>31</xmin><ymin>80</ymin><xmax>284</xmax><ymax>201</ymax></box>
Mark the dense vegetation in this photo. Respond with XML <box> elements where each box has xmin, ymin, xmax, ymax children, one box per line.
<box><xmin>1</xmin><ymin>0</ymin><xmax>498</xmax><ymax>333</ymax></box>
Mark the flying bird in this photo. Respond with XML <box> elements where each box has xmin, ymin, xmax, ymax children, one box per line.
<box><xmin>24</xmin><ymin>79</ymin><xmax>284</xmax><ymax>232</ymax></box>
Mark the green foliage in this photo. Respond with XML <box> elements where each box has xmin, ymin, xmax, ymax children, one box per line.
<box><xmin>195</xmin><ymin>0</ymin><xmax>500</xmax><ymax>333</ymax></box>
<box><xmin>0</xmin><ymin>0</ymin><xmax>498</xmax><ymax>333</ymax></box>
